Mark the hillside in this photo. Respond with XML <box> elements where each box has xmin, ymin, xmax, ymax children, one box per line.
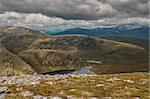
<box><xmin>20</xmin><ymin>35</ymin><xmax>149</xmax><ymax>73</ymax></box>
<box><xmin>100</xmin><ymin>35</ymin><xmax>149</xmax><ymax>50</ymax></box>
<box><xmin>0</xmin><ymin>44</ymin><xmax>34</xmax><ymax>76</ymax></box>
<box><xmin>0</xmin><ymin>26</ymin><xmax>47</xmax><ymax>53</ymax></box>
<box><xmin>0</xmin><ymin>26</ymin><xmax>149</xmax><ymax>75</ymax></box>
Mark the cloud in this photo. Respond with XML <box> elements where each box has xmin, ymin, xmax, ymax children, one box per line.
<box><xmin>0</xmin><ymin>12</ymin><xmax>149</xmax><ymax>28</ymax></box>
<box><xmin>105</xmin><ymin>0</ymin><xmax>149</xmax><ymax>18</ymax></box>
<box><xmin>0</xmin><ymin>0</ymin><xmax>149</xmax><ymax>20</ymax></box>
<box><xmin>0</xmin><ymin>12</ymin><xmax>93</xmax><ymax>27</ymax></box>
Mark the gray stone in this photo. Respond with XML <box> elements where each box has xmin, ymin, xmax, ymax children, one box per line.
<box><xmin>50</xmin><ymin>96</ymin><xmax>62</xmax><ymax>99</ymax></box>
<box><xmin>33</xmin><ymin>95</ymin><xmax>47</xmax><ymax>99</ymax></box>
<box><xmin>89</xmin><ymin>97</ymin><xmax>98</xmax><ymax>99</ymax></box>
<box><xmin>102</xmin><ymin>97</ymin><xmax>111</xmax><ymax>99</ymax></box>
<box><xmin>123</xmin><ymin>79</ymin><xmax>135</xmax><ymax>83</ymax></box>
<box><xmin>0</xmin><ymin>94</ymin><xmax>5</xmax><ymax>99</ymax></box>
<box><xmin>0</xmin><ymin>87</ymin><xmax>8</xmax><ymax>93</ymax></box>
<box><xmin>21</xmin><ymin>91</ymin><xmax>33</xmax><ymax>97</ymax></box>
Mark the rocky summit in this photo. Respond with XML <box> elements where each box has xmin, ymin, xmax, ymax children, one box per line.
<box><xmin>0</xmin><ymin>72</ymin><xmax>149</xmax><ymax>99</ymax></box>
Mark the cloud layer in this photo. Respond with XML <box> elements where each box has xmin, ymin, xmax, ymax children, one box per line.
<box><xmin>0</xmin><ymin>0</ymin><xmax>149</xmax><ymax>27</ymax></box>
<box><xmin>0</xmin><ymin>0</ymin><xmax>149</xmax><ymax>20</ymax></box>
<box><xmin>0</xmin><ymin>12</ymin><xmax>149</xmax><ymax>28</ymax></box>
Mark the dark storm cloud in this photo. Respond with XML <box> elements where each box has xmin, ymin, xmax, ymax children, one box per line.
<box><xmin>0</xmin><ymin>0</ymin><xmax>149</xmax><ymax>20</ymax></box>
<box><xmin>105</xmin><ymin>0</ymin><xmax>149</xmax><ymax>17</ymax></box>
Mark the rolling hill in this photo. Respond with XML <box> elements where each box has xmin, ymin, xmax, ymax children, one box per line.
<box><xmin>0</xmin><ymin>26</ymin><xmax>149</xmax><ymax>75</ymax></box>
<box><xmin>100</xmin><ymin>35</ymin><xmax>149</xmax><ymax>50</ymax></box>
<box><xmin>52</xmin><ymin>25</ymin><xmax>149</xmax><ymax>50</ymax></box>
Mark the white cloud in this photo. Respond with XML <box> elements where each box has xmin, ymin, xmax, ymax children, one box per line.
<box><xmin>0</xmin><ymin>12</ymin><xmax>149</xmax><ymax>28</ymax></box>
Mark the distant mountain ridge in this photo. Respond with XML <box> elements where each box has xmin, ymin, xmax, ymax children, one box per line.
<box><xmin>49</xmin><ymin>25</ymin><xmax>149</xmax><ymax>50</ymax></box>
<box><xmin>54</xmin><ymin>25</ymin><xmax>149</xmax><ymax>40</ymax></box>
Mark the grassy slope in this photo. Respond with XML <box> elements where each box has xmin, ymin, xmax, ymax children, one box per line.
<box><xmin>0</xmin><ymin>26</ymin><xmax>47</xmax><ymax>53</ymax></box>
<box><xmin>0</xmin><ymin>26</ymin><xmax>47</xmax><ymax>76</ymax></box>
<box><xmin>99</xmin><ymin>35</ymin><xmax>149</xmax><ymax>50</ymax></box>
<box><xmin>20</xmin><ymin>35</ymin><xmax>149</xmax><ymax>73</ymax></box>
<box><xmin>19</xmin><ymin>49</ymin><xmax>83</xmax><ymax>73</ymax></box>
<box><xmin>0</xmin><ymin>44</ymin><xmax>34</xmax><ymax>76</ymax></box>
<box><xmin>0</xmin><ymin>27</ymin><xmax>149</xmax><ymax>74</ymax></box>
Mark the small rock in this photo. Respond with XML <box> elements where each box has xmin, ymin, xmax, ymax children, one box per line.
<box><xmin>31</xmin><ymin>82</ymin><xmax>38</xmax><ymax>85</ymax></box>
<box><xmin>0</xmin><ymin>87</ymin><xmax>8</xmax><ymax>93</ymax></box>
<box><xmin>96</xmin><ymin>84</ymin><xmax>104</xmax><ymax>87</ymax></box>
<box><xmin>21</xmin><ymin>91</ymin><xmax>33</xmax><ymax>97</ymax></box>
<box><xmin>16</xmin><ymin>87</ymin><xmax>23</xmax><ymax>92</ymax></box>
<box><xmin>0</xmin><ymin>94</ymin><xmax>5</xmax><ymax>99</ymax></box>
<box><xmin>89</xmin><ymin>97</ymin><xmax>98</xmax><ymax>99</ymax></box>
<box><xmin>34</xmin><ymin>73</ymin><xmax>38</xmax><ymax>75</ymax></box>
<box><xmin>46</xmin><ymin>81</ymin><xmax>53</xmax><ymax>85</ymax></box>
<box><xmin>102</xmin><ymin>97</ymin><xmax>111</xmax><ymax>99</ymax></box>
<box><xmin>106</xmin><ymin>78</ymin><xmax>121</xmax><ymax>82</ymax></box>
<box><xmin>124</xmin><ymin>80</ymin><xmax>134</xmax><ymax>83</ymax></box>
<box><xmin>69</xmin><ymin>89</ymin><xmax>77</xmax><ymax>92</ymax></box>
<box><xmin>70</xmin><ymin>75</ymin><xmax>80</xmax><ymax>78</ymax></box>
<box><xmin>34</xmin><ymin>95</ymin><xmax>47</xmax><ymax>99</ymax></box>
<box><xmin>113</xmin><ymin>78</ymin><xmax>121</xmax><ymax>81</ymax></box>
<box><xmin>133</xmin><ymin>97</ymin><xmax>140</xmax><ymax>99</ymax></box>
<box><xmin>59</xmin><ymin>91</ymin><xmax>64</xmax><ymax>95</ymax></box>
<box><xmin>141</xmin><ymin>79</ymin><xmax>148</xmax><ymax>85</ymax></box>
<box><xmin>50</xmin><ymin>96</ymin><xmax>62</xmax><ymax>99</ymax></box>
<box><xmin>125</xmin><ymin>86</ymin><xmax>128</xmax><ymax>90</ymax></box>
<box><xmin>67</xmin><ymin>96</ymin><xmax>76</xmax><ymax>99</ymax></box>
<box><xmin>81</xmin><ymin>91</ymin><xmax>94</xmax><ymax>96</ymax></box>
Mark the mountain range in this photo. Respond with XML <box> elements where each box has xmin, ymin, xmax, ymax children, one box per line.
<box><xmin>47</xmin><ymin>24</ymin><xmax>149</xmax><ymax>50</ymax></box>
<box><xmin>54</xmin><ymin>25</ymin><xmax>149</xmax><ymax>40</ymax></box>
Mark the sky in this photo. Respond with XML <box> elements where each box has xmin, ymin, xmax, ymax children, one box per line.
<box><xmin>0</xmin><ymin>0</ymin><xmax>149</xmax><ymax>28</ymax></box>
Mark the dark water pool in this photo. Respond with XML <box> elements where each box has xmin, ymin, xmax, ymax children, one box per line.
<box><xmin>41</xmin><ymin>69</ymin><xmax>76</xmax><ymax>75</ymax></box>
<box><xmin>42</xmin><ymin>66</ymin><xmax>96</xmax><ymax>75</ymax></box>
